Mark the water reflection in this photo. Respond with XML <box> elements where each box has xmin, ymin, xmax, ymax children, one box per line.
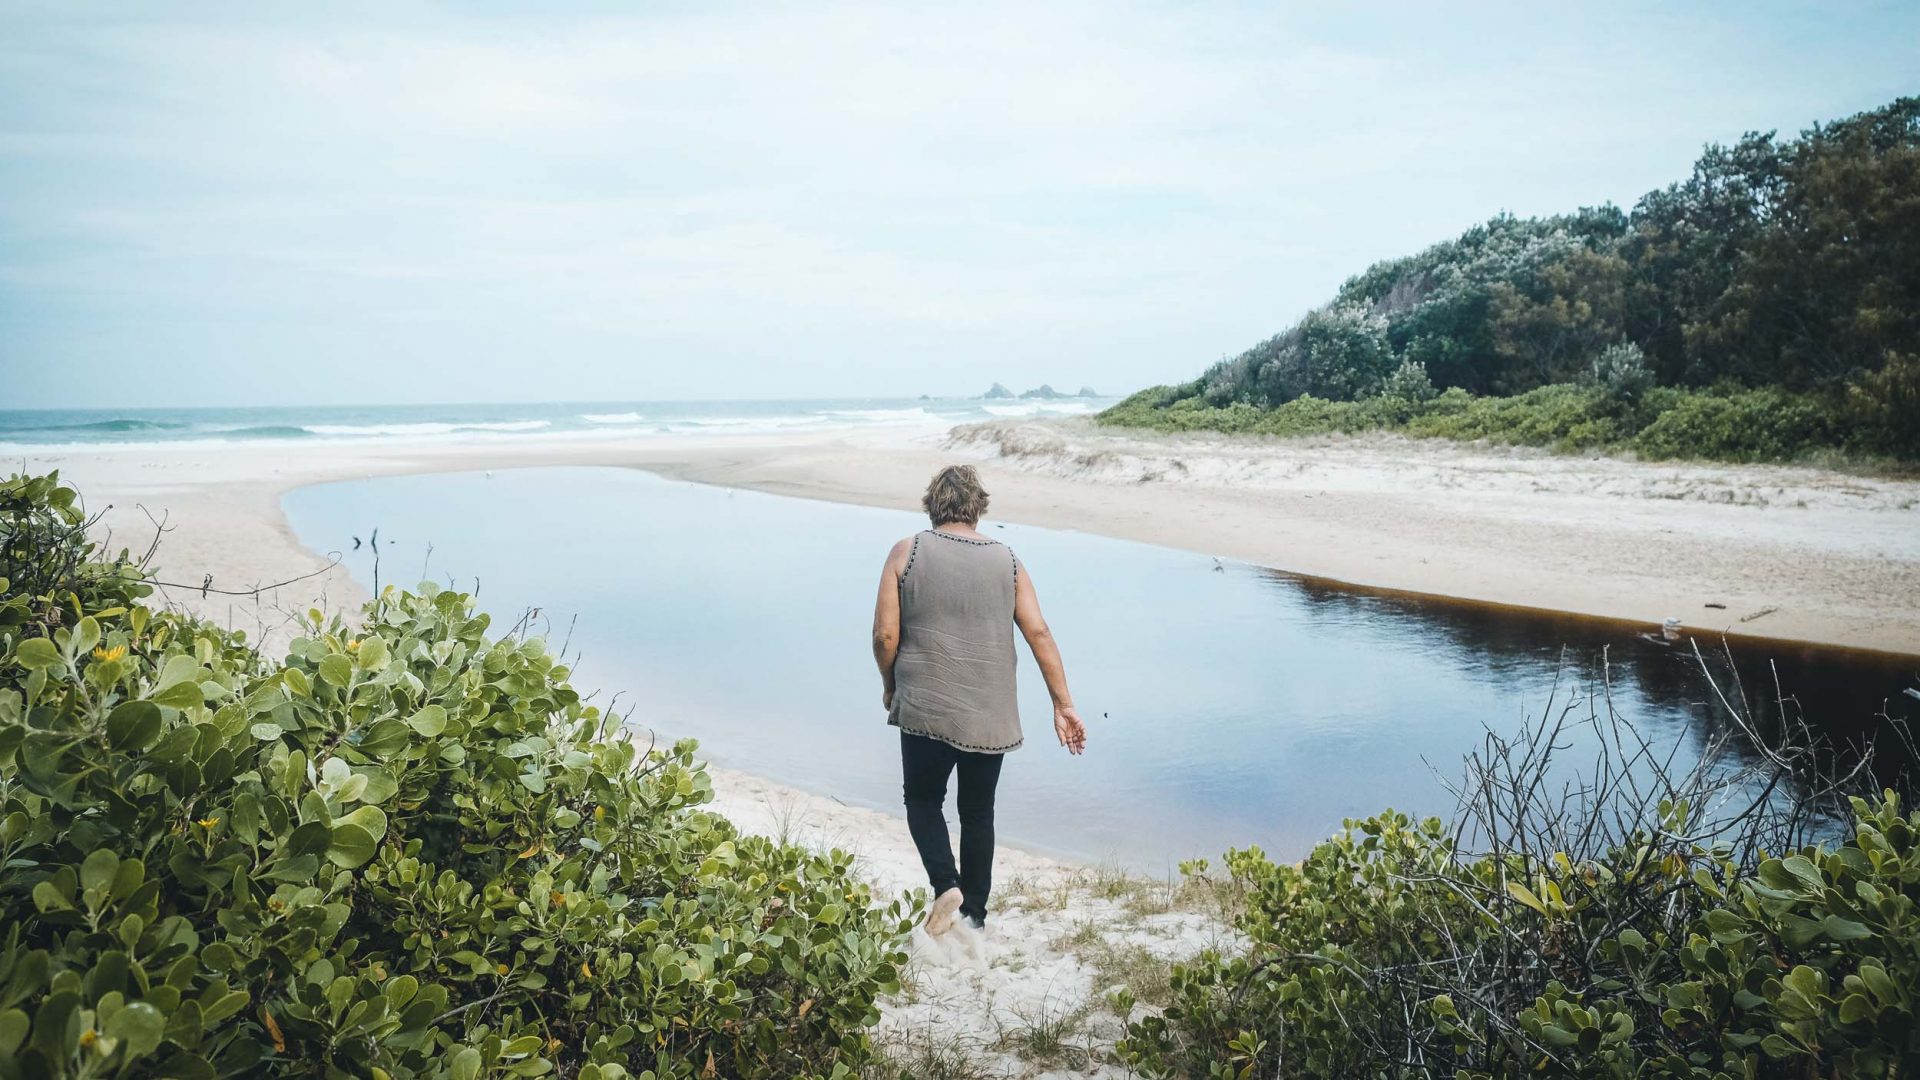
<box><xmin>1270</xmin><ymin>568</ymin><xmax>1918</xmax><ymax>786</ymax></box>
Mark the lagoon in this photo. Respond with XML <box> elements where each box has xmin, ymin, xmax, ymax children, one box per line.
<box><xmin>283</xmin><ymin>467</ymin><xmax>1916</xmax><ymax>870</ymax></box>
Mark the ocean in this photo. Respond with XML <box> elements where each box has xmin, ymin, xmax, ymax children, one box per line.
<box><xmin>0</xmin><ymin>396</ymin><xmax>1112</xmax><ymax>450</ymax></box>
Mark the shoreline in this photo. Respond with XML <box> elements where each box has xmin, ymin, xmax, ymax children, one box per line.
<box><xmin>22</xmin><ymin>416</ymin><xmax>1920</xmax><ymax>863</ymax></box>
<box><xmin>1235</xmin><ymin>561</ymin><xmax>1920</xmax><ymax>667</ymax></box>
<box><xmin>28</xmin><ymin>417</ymin><xmax>1920</xmax><ymax>658</ymax></box>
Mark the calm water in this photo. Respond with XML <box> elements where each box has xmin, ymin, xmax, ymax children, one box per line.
<box><xmin>283</xmin><ymin>468</ymin><xmax>1918</xmax><ymax>870</ymax></box>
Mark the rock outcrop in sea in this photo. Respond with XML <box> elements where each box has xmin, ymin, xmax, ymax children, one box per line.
<box><xmin>980</xmin><ymin>382</ymin><xmax>1099</xmax><ymax>400</ymax></box>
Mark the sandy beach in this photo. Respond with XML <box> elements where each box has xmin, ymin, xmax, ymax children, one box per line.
<box><xmin>32</xmin><ymin>418</ymin><xmax>1920</xmax><ymax>657</ymax></box>
<box><xmin>18</xmin><ymin>418</ymin><xmax>1920</xmax><ymax>1074</ymax></box>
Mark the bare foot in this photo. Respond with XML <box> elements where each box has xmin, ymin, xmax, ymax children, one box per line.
<box><xmin>925</xmin><ymin>887</ymin><xmax>963</xmax><ymax>936</ymax></box>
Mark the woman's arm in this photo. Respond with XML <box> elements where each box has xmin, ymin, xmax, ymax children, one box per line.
<box><xmin>1013</xmin><ymin>563</ymin><xmax>1086</xmax><ymax>755</ymax></box>
<box><xmin>872</xmin><ymin>538</ymin><xmax>909</xmax><ymax>708</ymax></box>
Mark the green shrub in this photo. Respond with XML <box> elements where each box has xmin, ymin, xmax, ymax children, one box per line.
<box><xmin>1</xmin><ymin>471</ymin><xmax>151</xmax><ymax>638</ymax></box>
<box><xmin>1097</xmin><ymin>379</ymin><xmax>1903</xmax><ymax>465</ymax></box>
<box><xmin>0</xmin><ymin>473</ymin><xmax>915</xmax><ymax>1079</ymax></box>
<box><xmin>1119</xmin><ymin>794</ymin><xmax>1920</xmax><ymax>1079</ymax></box>
<box><xmin>1404</xmin><ymin>383</ymin><xmax>1614</xmax><ymax>448</ymax></box>
<box><xmin>1845</xmin><ymin>352</ymin><xmax>1920</xmax><ymax>456</ymax></box>
<box><xmin>1379</xmin><ymin>360</ymin><xmax>1440</xmax><ymax>405</ymax></box>
<box><xmin>1630</xmin><ymin>386</ymin><xmax>1841</xmax><ymax>462</ymax></box>
<box><xmin>1114</xmin><ymin>663</ymin><xmax>1920</xmax><ymax>1080</ymax></box>
<box><xmin>1588</xmin><ymin>341</ymin><xmax>1656</xmax><ymax>411</ymax></box>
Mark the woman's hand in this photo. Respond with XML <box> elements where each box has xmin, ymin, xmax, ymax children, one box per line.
<box><xmin>1053</xmin><ymin>704</ymin><xmax>1087</xmax><ymax>755</ymax></box>
<box><xmin>882</xmin><ymin>687</ymin><xmax>894</xmax><ymax>711</ymax></box>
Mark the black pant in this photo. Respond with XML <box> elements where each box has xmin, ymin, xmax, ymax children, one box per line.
<box><xmin>900</xmin><ymin>731</ymin><xmax>1004</xmax><ymax>924</ymax></box>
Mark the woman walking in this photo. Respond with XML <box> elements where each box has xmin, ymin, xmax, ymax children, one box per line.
<box><xmin>871</xmin><ymin>465</ymin><xmax>1086</xmax><ymax>935</ymax></box>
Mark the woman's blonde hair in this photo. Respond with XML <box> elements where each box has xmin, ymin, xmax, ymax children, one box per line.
<box><xmin>922</xmin><ymin>465</ymin><xmax>990</xmax><ymax>526</ymax></box>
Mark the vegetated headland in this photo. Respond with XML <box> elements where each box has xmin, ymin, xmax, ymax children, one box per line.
<box><xmin>1099</xmin><ymin>97</ymin><xmax>1919</xmax><ymax>471</ymax></box>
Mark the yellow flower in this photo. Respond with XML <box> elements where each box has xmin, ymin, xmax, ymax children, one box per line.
<box><xmin>91</xmin><ymin>644</ymin><xmax>127</xmax><ymax>663</ymax></box>
<box><xmin>593</xmin><ymin>806</ymin><xmax>606</xmax><ymax>822</ymax></box>
<box><xmin>346</xmin><ymin>640</ymin><xmax>361</xmax><ymax>652</ymax></box>
<box><xmin>196</xmin><ymin>817</ymin><xmax>220</xmax><ymax>829</ymax></box>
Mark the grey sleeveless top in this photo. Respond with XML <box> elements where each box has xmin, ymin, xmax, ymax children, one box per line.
<box><xmin>888</xmin><ymin>529</ymin><xmax>1023</xmax><ymax>753</ymax></box>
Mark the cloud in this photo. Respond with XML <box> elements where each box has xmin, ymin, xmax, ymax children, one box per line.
<box><xmin>1</xmin><ymin>1</ymin><xmax>1916</xmax><ymax>405</ymax></box>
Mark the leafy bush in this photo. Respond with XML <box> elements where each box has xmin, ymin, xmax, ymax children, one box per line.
<box><xmin>1117</xmin><ymin>678</ymin><xmax>1920</xmax><ymax>1080</ymax></box>
<box><xmin>0</xmin><ymin>473</ymin><xmax>914</xmax><ymax>1079</ymax></box>
<box><xmin>1845</xmin><ymin>352</ymin><xmax>1920</xmax><ymax>456</ymax></box>
<box><xmin>1404</xmin><ymin>383</ymin><xmax>1622</xmax><ymax>450</ymax></box>
<box><xmin>1629</xmin><ymin>386</ymin><xmax>1841</xmax><ymax>463</ymax></box>
<box><xmin>1097</xmin><ymin>379</ymin><xmax>1908</xmax><ymax>465</ymax></box>
<box><xmin>1</xmin><ymin>471</ymin><xmax>150</xmax><ymax>637</ymax></box>
<box><xmin>1201</xmin><ymin>302</ymin><xmax>1396</xmax><ymax>407</ymax></box>
<box><xmin>1121</xmin><ymin>794</ymin><xmax>1920</xmax><ymax>1079</ymax></box>
<box><xmin>1379</xmin><ymin>360</ymin><xmax>1440</xmax><ymax>406</ymax></box>
<box><xmin>1589</xmin><ymin>341</ymin><xmax>1655</xmax><ymax>407</ymax></box>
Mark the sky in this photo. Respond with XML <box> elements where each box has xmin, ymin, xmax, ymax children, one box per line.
<box><xmin>1</xmin><ymin>2</ymin><xmax>1915</xmax><ymax>409</ymax></box>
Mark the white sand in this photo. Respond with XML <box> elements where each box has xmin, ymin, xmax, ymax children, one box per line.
<box><xmin>36</xmin><ymin>418</ymin><xmax>1920</xmax><ymax>655</ymax></box>
<box><xmin>23</xmin><ymin>418</ymin><xmax>1920</xmax><ymax>1073</ymax></box>
<box><xmin>707</xmin><ymin>763</ymin><xmax>1233</xmax><ymax>1076</ymax></box>
<box><xmin>948</xmin><ymin>421</ymin><xmax>1920</xmax><ymax>656</ymax></box>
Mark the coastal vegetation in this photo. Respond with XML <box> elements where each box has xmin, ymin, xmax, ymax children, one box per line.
<box><xmin>1117</xmin><ymin>682</ymin><xmax>1920</xmax><ymax>1078</ymax></box>
<box><xmin>7</xmin><ymin>455</ymin><xmax>1918</xmax><ymax>1078</ymax></box>
<box><xmin>1102</xmin><ymin>97</ymin><xmax>1920</xmax><ymax>465</ymax></box>
<box><xmin>0</xmin><ymin>472</ymin><xmax>914</xmax><ymax>1079</ymax></box>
